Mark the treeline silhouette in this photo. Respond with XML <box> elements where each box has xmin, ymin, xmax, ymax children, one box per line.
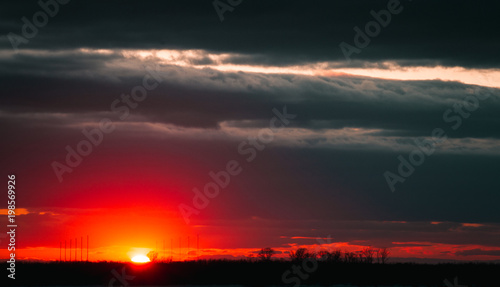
<box><xmin>254</xmin><ymin>247</ymin><xmax>390</xmax><ymax>264</ymax></box>
<box><xmin>9</xmin><ymin>259</ymin><xmax>499</xmax><ymax>286</ymax></box>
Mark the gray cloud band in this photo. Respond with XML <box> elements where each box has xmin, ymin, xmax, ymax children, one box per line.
<box><xmin>384</xmin><ymin>87</ymin><xmax>493</xmax><ymax>192</ymax></box>
<box><xmin>6</xmin><ymin>0</ymin><xmax>71</xmax><ymax>52</ymax></box>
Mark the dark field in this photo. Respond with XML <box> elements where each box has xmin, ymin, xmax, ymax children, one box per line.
<box><xmin>7</xmin><ymin>260</ymin><xmax>499</xmax><ymax>286</ymax></box>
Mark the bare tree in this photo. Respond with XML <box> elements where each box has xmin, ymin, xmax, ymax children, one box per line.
<box><xmin>344</xmin><ymin>251</ymin><xmax>358</xmax><ymax>263</ymax></box>
<box><xmin>361</xmin><ymin>247</ymin><xmax>375</xmax><ymax>264</ymax></box>
<box><xmin>318</xmin><ymin>249</ymin><xmax>342</xmax><ymax>262</ymax></box>
<box><xmin>377</xmin><ymin>248</ymin><xmax>390</xmax><ymax>264</ymax></box>
<box><xmin>289</xmin><ymin>248</ymin><xmax>313</xmax><ymax>262</ymax></box>
<box><xmin>317</xmin><ymin>250</ymin><xmax>329</xmax><ymax>261</ymax></box>
<box><xmin>147</xmin><ymin>251</ymin><xmax>159</xmax><ymax>263</ymax></box>
<box><xmin>257</xmin><ymin>247</ymin><xmax>275</xmax><ymax>261</ymax></box>
<box><xmin>332</xmin><ymin>249</ymin><xmax>342</xmax><ymax>262</ymax></box>
<box><xmin>160</xmin><ymin>256</ymin><xmax>173</xmax><ymax>263</ymax></box>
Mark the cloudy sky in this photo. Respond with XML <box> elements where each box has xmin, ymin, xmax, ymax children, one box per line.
<box><xmin>1</xmin><ymin>0</ymin><xmax>500</xmax><ymax>262</ymax></box>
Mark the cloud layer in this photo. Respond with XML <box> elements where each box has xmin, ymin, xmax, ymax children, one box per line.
<box><xmin>1</xmin><ymin>0</ymin><xmax>499</xmax><ymax>261</ymax></box>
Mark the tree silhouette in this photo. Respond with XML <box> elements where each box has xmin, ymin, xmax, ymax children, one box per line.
<box><xmin>344</xmin><ymin>251</ymin><xmax>358</xmax><ymax>263</ymax></box>
<box><xmin>147</xmin><ymin>251</ymin><xmax>159</xmax><ymax>263</ymax></box>
<box><xmin>257</xmin><ymin>247</ymin><xmax>275</xmax><ymax>261</ymax></box>
<box><xmin>332</xmin><ymin>249</ymin><xmax>342</xmax><ymax>262</ymax></box>
<box><xmin>361</xmin><ymin>247</ymin><xmax>375</xmax><ymax>264</ymax></box>
<box><xmin>317</xmin><ymin>250</ymin><xmax>330</xmax><ymax>261</ymax></box>
<box><xmin>289</xmin><ymin>248</ymin><xmax>316</xmax><ymax>262</ymax></box>
<box><xmin>318</xmin><ymin>249</ymin><xmax>342</xmax><ymax>262</ymax></box>
<box><xmin>377</xmin><ymin>247</ymin><xmax>390</xmax><ymax>264</ymax></box>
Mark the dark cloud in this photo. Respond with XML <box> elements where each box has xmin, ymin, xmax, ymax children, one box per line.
<box><xmin>1</xmin><ymin>0</ymin><xmax>500</xmax><ymax>259</ymax></box>
<box><xmin>1</xmin><ymin>53</ymin><xmax>499</xmax><ymax>140</ymax></box>
<box><xmin>456</xmin><ymin>249</ymin><xmax>500</xmax><ymax>257</ymax></box>
<box><xmin>0</xmin><ymin>0</ymin><xmax>499</xmax><ymax>68</ymax></box>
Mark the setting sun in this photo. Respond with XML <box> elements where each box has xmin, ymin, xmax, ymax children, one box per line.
<box><xmin>131</xmin><ymin>255</ymin><xmax>150</xmax><ymax>263</ymax></box>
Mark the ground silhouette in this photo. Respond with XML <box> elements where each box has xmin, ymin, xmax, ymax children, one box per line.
<box><xmin>8</xmin><ymin>260</ymin><xmax>499</xmax><ymax>286</ymax></box>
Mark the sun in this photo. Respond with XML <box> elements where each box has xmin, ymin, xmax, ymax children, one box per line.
<box><xmin>131</xmin><ymin>254</ymin><xmax>151</xmax><ymax>263</ymax></box>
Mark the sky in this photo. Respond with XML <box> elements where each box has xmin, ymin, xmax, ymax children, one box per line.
<box><xmin>1</xmin><ymin>0</ymin><xmax>500</xmax><ymax>262</ymax></box>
